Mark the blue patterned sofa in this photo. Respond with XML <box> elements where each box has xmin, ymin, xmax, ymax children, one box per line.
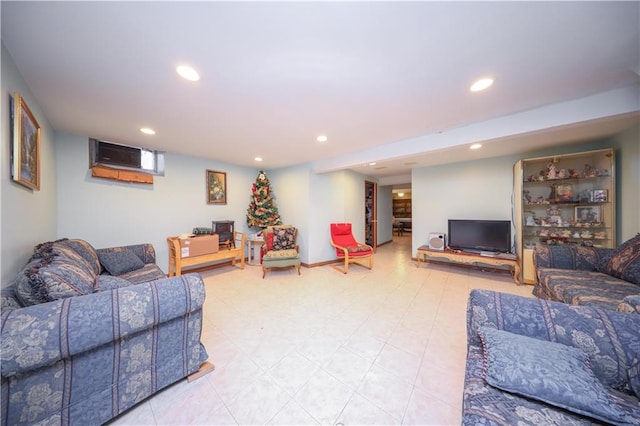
<box><xmin>1</xmin><ymin>239</ymin><xmax>208</xmax><ymax>425</ymax></box>
<box><xmin>463</xmin><ymin>289</ymin><xmax>640</xmax><ymax>425</ymax></box>
<box><xmin>533</xmin><ymin>234</ymin><xmax>640</xmax><ymax>313</ymax></box>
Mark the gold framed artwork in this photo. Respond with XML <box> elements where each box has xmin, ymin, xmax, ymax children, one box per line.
<box><xmin>11</xmin><ymin>93</ymin><xmax>41</xmax><ymax>190</ymax></box>
<box><xmin>206</xmin><ymin>170</ymin><xmax>227</xmax><ymax>204</ymax></box>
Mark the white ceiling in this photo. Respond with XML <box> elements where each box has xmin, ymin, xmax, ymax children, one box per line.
<box><xmin>2</xmin><ymin>1</ymin><xmax>639</xmax><ymax>185</ymax></box>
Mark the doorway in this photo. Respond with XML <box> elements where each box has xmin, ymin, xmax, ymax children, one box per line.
<box><xmin>365</xmin><ymin>180</ymin><xmax>377</xmax><ymax>248</ymax></box>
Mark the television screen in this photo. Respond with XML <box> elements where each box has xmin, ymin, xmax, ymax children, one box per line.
<box><xmin>448</xmin><ymin>219</ymin><xmax>511</xmax><ymax>253</ymax></box>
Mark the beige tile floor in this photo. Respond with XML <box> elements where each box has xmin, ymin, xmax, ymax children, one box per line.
<box><xmin>110</xmin><ymin>236</ymin><xmax>533</xmax><ymax>425</ymax></box>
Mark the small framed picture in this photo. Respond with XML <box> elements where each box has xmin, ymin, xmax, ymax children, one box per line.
<box><xmin>590</xmin><ymin>189</ymin><xmax>608</xmax><ymax>203</ymax></box>
<box><xmin>575</xmin><ymin>206</ymin><xmax>600</xmax><ymax>223</ymax></box>
<box><xmin>555</xmin><ymin>183</ymin><xmax>573</xmax><ymax>202</ymax></box>
<box><xmin>206</xmin><ymin>170</ymin><xmax>227</xmax><ymax>204</ymax></box>
<box><xmin>11</xmin><ymin>93</ymin><xmax>41</xmax><ymax>190</ymax></box>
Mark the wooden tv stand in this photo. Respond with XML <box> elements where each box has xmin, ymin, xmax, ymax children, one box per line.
<box><xmin>416</xmin><ymin>246</ymin><xmax>521</xmax><ymax>284</ymax></box>
<box><xmin>167</xmin><ymin>232</ymin><xmax>246</xmax><ymax>276</ymax></box>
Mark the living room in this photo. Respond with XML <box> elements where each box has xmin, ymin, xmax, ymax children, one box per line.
<box><xmin>2</xmin><ymin>2</ymin><xmax>640</xmax><ymax>425</ymax></box>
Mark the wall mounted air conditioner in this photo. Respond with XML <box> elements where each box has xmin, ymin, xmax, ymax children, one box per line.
<box><xmin>89</xmin><ymin>138</ymin><xmax>165</xmax><ymax>175</ymax></box>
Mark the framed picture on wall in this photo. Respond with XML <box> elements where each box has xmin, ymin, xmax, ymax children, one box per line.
<box><xmin>206</xmin><ymin>170</ymin><xmax>227</xmax><ymax>204</ymax></box>
<box><xmin>575</xmin><ymin>206</ymin><xmax>600</xmax><ymax>223</ymax></box>
<box><xmin>11</xmin><ymin>93</ymin><xmax>41</xmax><ymax>190</ymax></box>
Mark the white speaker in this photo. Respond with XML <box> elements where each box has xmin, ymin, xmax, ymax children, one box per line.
<box><xmin>428</xmin><ymin>233</ymin><xmax>446</xmax><ymax>250</ymax></box>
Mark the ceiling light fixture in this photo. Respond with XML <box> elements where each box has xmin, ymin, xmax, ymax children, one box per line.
<box><xmin>140</xmin><ymin>127</ymin><xmax>155</xmax><ymax>135</ymax></box>
<box><xmin>369</xmin><ymin>162</ymin><xmax>377</xmax><ymax>166</ymax></box>
<box><xmin>254</xmin><ymin>157</ymin><xmax>263</xmax><ymax>162</ymax></box>
<box><xmin>176</xmin><ymin>65</ymin><xmax>200</xmax><ymax>82</ymax></box>
<box><xmin>317</xmin><ymin>135</ymin><xmax>328</xmax><ymax>142</ymax></box>
<box><xmin>398</xmin><ymin>192</ymin><xmax>404</xmax><ymax>197</ymax></box>
<box><xmin>470</xmin><ymin>143</ymin><xmax>482</xmax><ymax>150</ymax></box>
<box><xmin>470</xmin><ymin>77</ymin><xmax>493</xmax><ymax>92</ymax></box>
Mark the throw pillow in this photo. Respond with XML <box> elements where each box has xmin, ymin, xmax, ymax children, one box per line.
<box><xmin>15</xmin><ymin>257</ymin><xmax>95</xmax><ymax>304</ymax></box>
<box><xmin>98</xmin><ymin>249</ymin><xmax>145</xmax><ymax>276</ymax></box>
<box><xmin>273</xmin><ymin>227</ymin><xmax>296</xmax><ymax>250</ymax></box>
<box><xmin>599</xmin><ymin>234</ymin><xmax>640</xmax><ymax>285</ymax></box>
<box><xmin>477</xmin><ymin>326</ymin><xmax>632</xmax><ymax>425</ymax></box>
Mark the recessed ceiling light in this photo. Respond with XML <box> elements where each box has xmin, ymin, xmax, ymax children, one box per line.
<box><xmin>317</xmin><ymin>135</ymin><xmax>328</xmax><ymax>142</ymax></box>
<box><xmin>254</xmin><ymin>157</ymin><xmax>263</xmax><ymax>162</ymax></box>
<box><xmin>470</xmin><ymin>143</ymin><xmax>482</xmax><ymax>150</ymax></box>
<box><xmin>176</xmin><ymin>65</ymin><xmax>200</xmax><ymax>81</ymax></box>
<box><xmin>369</xmin><ymin>162</ymin><xmax>376</xmax><ymax>166</ymax></box>
<box><xmin>140</xmin><ymin>127</ymin><xmax>155</xmax><ymax>135</ymax></box>
<box><xmin>470</xmin><ymin>78</ymin><xmax>493</xmax><ymax>92</ymax></box>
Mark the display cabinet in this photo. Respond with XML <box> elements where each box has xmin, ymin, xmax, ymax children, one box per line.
<box><xmin>393</xmin><ymin>199</ymin><xmax>411</xmax><ymax>218</ymax></box>
<box><xmin>514</xmin><ymin>148</ymin><xmax>615</xmax><ymax>284</ymax></box>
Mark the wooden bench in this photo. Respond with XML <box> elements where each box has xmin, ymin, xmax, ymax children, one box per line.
<box><xmin>167</xmin><ymin>232</ymin><xmax>246</xmax><ymax>276</ymax></box>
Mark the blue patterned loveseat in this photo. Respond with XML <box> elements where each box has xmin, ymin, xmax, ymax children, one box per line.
<box><xmin>532</xmin><ymin>234</ymin><xmax>640</xmax><ymax>313</ymax></box>
<box><xmin>463</xmin><ymin>289</ymin><xmax>640</xmax><ymax>425</ymax></box>
<box><xmin>1</xmin><ymin>239</ymin><xmax>209</xmax><ymax>425</ymax></box>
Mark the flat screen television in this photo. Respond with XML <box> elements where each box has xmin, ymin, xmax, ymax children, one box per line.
<box><xmin>448</xmin><ymin>219</ymin><xmax>511</xmax><ymax>253</ymax></box>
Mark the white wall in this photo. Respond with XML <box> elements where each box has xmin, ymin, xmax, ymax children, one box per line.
<box><xmin>412</xmin><ymin>156</ymin><xmax>516</xmax><ymax>253</ymax></box>
<box><xmin>268</xmin><ymin>166</ymin><xmax>375</xmax><ymax>265</ymax></box>
<box><xmin>1</xmin><ymin>44</ymin><xmax>57</xmax><ymax>285</ymax></box>
<box><xmin>265</xmin><ymin>164</ymin><xmax>312</xmax><ymax>263</ymax></box>
<box><xmin>55</xmin><ymin>132</ymin><xmax>259</xmax><ymax>272</ymax></box>
<box><xmin>607</xmin><ymin>125</ymin><xmax>640</xmax><ymax>242</ymax></box>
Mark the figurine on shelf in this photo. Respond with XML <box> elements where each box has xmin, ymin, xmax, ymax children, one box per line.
<box><xmin>594</xmin><ymin>231</ymin><xmax>606</xmax><ymax>239</ymax></box>
<box><xmin>580</xmin><ymin>230</ymin><xmax>593</xmax><ymax>239</ymax></box>
<box><xmin>583</xmin><ymin>163</ymin><xmax>597</xmax><ymax>177</ymax></box>
<box><xmin>523</xmin><ymin>190</ymin><xmax>532</xmax><ymax>204</ymax></box>
<box><xmin>547</xmin><ymin>162</ymin><xmax>558</xmax><ymax>180</ymax></box>
<box><xmin>548</xmin><ymin>185</ymin><xmax>557</xmax><ymax>201</ymax></box>
<box><xmin>568</xmin><ymin>169</ymin><xmax>580</xmax><ymax>178</ymax></box>
<box><xmin>558</xmin><ymin>168</ymin><xmax>567</xmax><ymax>179</ymax></box>
<box><xmin>525</xmin><ymin>212</ymin><xmax>537</xmax><ymax>226</ymax></box>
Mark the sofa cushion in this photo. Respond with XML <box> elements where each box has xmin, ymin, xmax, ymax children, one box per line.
<box><xmin>94</xmin><ymin>275</ymin><xmax>133</xmax><ymax>292</ymax></box>
<box><xmin>477</xmin><ymin>326</ymin><xmax>633</xmax><ymax>425</ymax></box>
<box><xmin>98</xmin><ymin>249</ymin><xmax>145</xmax><ymax>276</ymax></box>
<box><xmin>599</xmin><ymin>234</ymin><xmax>640</xmax><ymax>285</ymax></box>
<box><xmin>618</xmin><ymin>295</ymin><xmax>640</xmax><ymax>314</ymax></box>
<box><xmin>263</xmin><ymin>248</ymin><xmax>299</xmax><ymax>260</ymax></box>
<box><xmin>534</xmin><ymin>268</ymin><xmax>640</xmax><ymax>311</ymax></box>
<box><xmin>117</xmin><ymin>263</ymin><xmax>166</xmax><ymax>285</ymax></box>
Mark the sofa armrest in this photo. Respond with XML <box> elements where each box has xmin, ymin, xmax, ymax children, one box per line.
<box><xmin>467</xmin><ymin>289</ymin><xmax>640</xmax><ymax>390</ymax></box>
<box><xmin>97</xmin><ymin>243</ymin><xmax>157</xmax><ymax>265</ymax></box>
<box><xmin>533</xmin><ymin>244</ymin><xmax>613</xmax><ymax>271</ymax></box>
<box><xmin>1</xmin><ymin>273</ymin><xmax>205</xmax><ymax>378</ymax></box>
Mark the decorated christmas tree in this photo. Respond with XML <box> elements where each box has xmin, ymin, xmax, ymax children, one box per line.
<box><xmin>246</xmin><ymin>170</ymin><xmax>282</xmax><ymax>229</ymax></box>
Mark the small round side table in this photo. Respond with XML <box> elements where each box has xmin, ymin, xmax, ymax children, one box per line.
<box><xmin>246</xmin><ymin>235</ymin><xmax>264</xmax><ymax>266</ymax></box>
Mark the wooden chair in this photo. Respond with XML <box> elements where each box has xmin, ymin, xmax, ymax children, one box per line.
<box><xmin>261</xmin><ymin>225</ymin><xmax>301</xmax><ymax>278</ymax></box>
<box><xmin>330</xmin><ymin>223</ymin><xmax>374</xmax><ymax>274</ymax></box>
